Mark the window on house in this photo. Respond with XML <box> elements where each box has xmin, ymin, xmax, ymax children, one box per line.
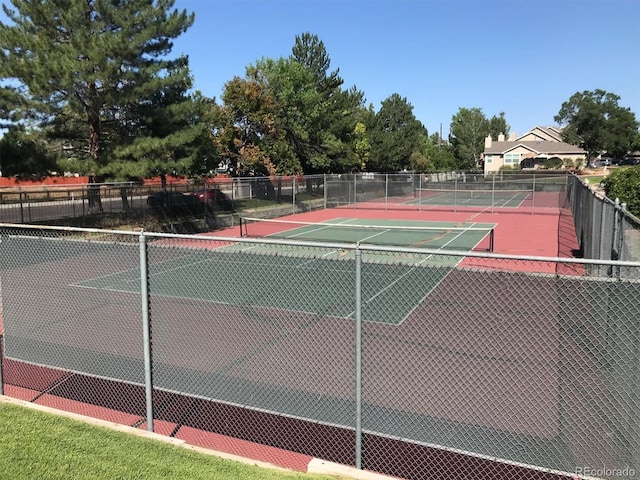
<box><xmin>485</xmin><ymin>155</ymin><xmax>493</xmax><ymax>164</ymax></box>
<box><xmin>504</xmin><ymin>153</ymin><xmax>520</xmax><ymax>165</ymax></box>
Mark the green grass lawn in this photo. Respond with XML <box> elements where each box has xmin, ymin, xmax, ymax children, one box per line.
<box><xmin>0</xmin><ymin>402</ymin><xmax>337</xmax><ymax>480</ymax></box>
<box><xmin>580</xmin><ymin>175</ymin><xmax>605</xmax><ymax>185</ymax></box>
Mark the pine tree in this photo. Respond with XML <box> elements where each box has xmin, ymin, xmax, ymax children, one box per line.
<box><xmin>0</xmin><ymin>0</ymin><xmax>195</xmax><ymax>179</ymax></box>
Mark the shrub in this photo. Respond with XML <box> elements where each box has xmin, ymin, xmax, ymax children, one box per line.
<box><xmin>602</xmin><ymin>166</ymin><xmax>640</xmax><ymax>217</ymax></box>
<box><xmin>543</xmin><ymin>157</ymin><xmax>563</xmax><ymax>170</ymax></box>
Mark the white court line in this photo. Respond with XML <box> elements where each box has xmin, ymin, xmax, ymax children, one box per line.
<box><xmin>283</xmin><ymin>217</ymin><xmax>353</xmax><ymax>239</ymax></box>
<box><xmin>358</xmin><ymin>228</ymin><xmax>392</xmax><ymax>243</ymax></box>
<box><xmin>70</xmin><ymin>283</ymin><xmax>325</xmax><ymax>317</ymax></box>
<box><xmin>236</xmin><ymin>217</ymin><xmax>355</xmax><ymax>267</ymax></box>
<box><xmin>69</xmin><ymin>253</ymin><xmax>200</xmax><ymax>288</ymax></box>
<box><xmin>73</xmin><ymin>252</ymin><xmax>358</xmax><ymax>293</ymax></box>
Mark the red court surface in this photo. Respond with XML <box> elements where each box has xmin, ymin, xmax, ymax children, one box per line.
<box><xmin>212</xmin><ymin>204</ymin><xmax>581</xmax><ymax>273</ymax></box>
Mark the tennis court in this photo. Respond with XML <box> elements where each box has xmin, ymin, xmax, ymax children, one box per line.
<box><xmin>407</xmin><ymin>188</ymin><xmax>531</xmax><ymax>208</ymax></box>
<box><xmin>238</xmin><ymin>217</ymin><xmax>495</xmax><ymax>257</ymax></box>
<box><xmin>71</xmin><ymin>218</ymin><xmax>495</xmax><ymax>325</ymax></box>
<box><xmin>5</xmin><ymin>209</ymin><xmax>632</xmax><ymax>479</ymax></box>
<box><xmin>74</xmin><ymin>247</ymin><xmax>444</xmax><ymax>325</ymax></box>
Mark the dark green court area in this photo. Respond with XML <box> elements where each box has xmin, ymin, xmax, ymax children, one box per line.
<box><xmin>408</xmin><ymin>189</ymin><xmax>531</xmax><ymax>207</ymax></box>
<box><xmin>74</xmin><ymin>249</ymin><xmax>454</xmax><ymax>324</ymax></box>
<box><xmin>239</xmin><ymin>217</ymin><xmax>495</xmax><ymax>254</ymax></box>
<box><xmin>70</xmin><ymin>218</ymin><xmax>495</xmax><ymax>324</ymax></box>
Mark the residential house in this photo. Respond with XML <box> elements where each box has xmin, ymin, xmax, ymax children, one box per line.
<box><xmin>482</xmin><ymin>127</ymin><xmax>587</xmax><ymax>174</ymax></box>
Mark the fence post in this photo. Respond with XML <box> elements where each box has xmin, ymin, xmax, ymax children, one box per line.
<box><xmin>590</xmin><ymin>191</ymin><xmax>600</xmax><ymax>263</ymax></box>
<box><xmin>454</xmin><ymin>174</ymin><xmax>458</xmax><ymax>213</ymax></box>
<box><xmin>599</xmin><ymin>200</ymin><xmax>609</xmax><ymax>277</ymax></box>
<box><xmin>418</xmin><ymin>173</ymin><xmax>422</xmax><ymax>212</ymax></box>
<box><xmin>292</xmin><ymin>176</ymin><xmax>296</xmax><ymax>214</ymax></box>
<box><xmin>323</xmin><ymin>174</ymin><xmax>327</xmax><ymax>209</ymax></box>
<box><xmin>0</xmin><ymin>276</ymin><xmax>4</xmax><ymax>396</ymax></box>
<box><xmin>615</xmin><ymin>202</ymin><xmax>627</xmax><ymax>277</ymax></box>
<box><xmin>19</xmin><ymin>192</ymin><xmax>25</xmax><ymax>223</ymax></box>
<box><xmin>139</xmin><ymin>233</ymin><xmax>154</xmax><ymax>432</ymax></box>
<box><xmin>0</xmin><ymin>331</ymin><xmax>3</xmax><ymax>396</ymax></box>
<box><xmin>612</xmin><ymin>198</ymin><xmax>621</xmax><ymax>259</ymax></box>
<box><xmin>491</xmin><ymin>174</ymin><xmax>495</xmax><ymax>214</ymax></box>
<box><xmin>354</xmin><ymin>244</ymin><xmax>363</xmax><ymax>470</ymax></box>
<box><xmin>353</xmin><ymin>174</ymin><xmax>357</xmax><ymax>209</ymax></box>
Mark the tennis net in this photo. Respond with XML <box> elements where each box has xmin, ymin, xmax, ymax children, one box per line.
<box><xmin>414</xmin><ymin>188</ymin><xmax>533</xmax><ymax>204</ymax></box>
<box><xmin>240</xmin><ymin>217</ymin><xmax>495</xmax><ymax>252</ymax></box>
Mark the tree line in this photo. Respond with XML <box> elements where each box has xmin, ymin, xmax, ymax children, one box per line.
<box><xmin>0</xmin><ymin>1</ymin><xmax>638</xmax><ymax>182</ymax></box>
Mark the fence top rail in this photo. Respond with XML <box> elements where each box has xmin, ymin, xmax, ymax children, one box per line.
<box><xmin>0</xmin><ymin>181</ymin><xmax>139</xmax><ymax>191</ymax></box>
<box><xmin>2</xmin><ymin>222</ymin><xmax>640</xmax><ymax>268</ymax></box>
<box><xmin>0</xmin><ymin>222</ymin><xmax>142</xmax><ymax>237</ymax></box>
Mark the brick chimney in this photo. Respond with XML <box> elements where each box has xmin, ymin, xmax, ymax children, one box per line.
<box><xmin>498</xmin><ymin>132</ymin><xmax>505</xmax><ymax>142</ymax></box>
<box><xmin>508</xmin><ymin>132</ymin><xmax>516</xmax><ymax>141</ymax></box>
<box><xmin>484</xmin><ymin>135</ymin><xmax>492</xmax><ymax>149</ymax></box>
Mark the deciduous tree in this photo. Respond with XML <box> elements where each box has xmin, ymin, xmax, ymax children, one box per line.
<box><xmin>210</xmin><ymin>73</ymin><xmax>278</xmax><ymax>177</ymax></box>
<box><xmin>449</xmin><ymin>107</ymin><xmax>489</xmax><ymax>170</ymax></box>
<box><xmin>425</xmin><ymin>136</ymin><xmax>457</xmax><ymax>171</ymax></box>
<box><xmin>554</xmin><ymin>89</ymin><xmax>639</xmax><ymax>159</ymax></box>
<box><xmin>367</xmin><ymin>93</ymin><xmax>427</xmax><ymax>172</ymax></box>
<box><xmin>0</xmin><ymin>126</ymin><xmax>57</xmax><ymax>177</ymax></box>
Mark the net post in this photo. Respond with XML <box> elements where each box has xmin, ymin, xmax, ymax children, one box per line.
<box><xmin>531</xmin><ymin>174</ymin><xmax>536</xmax><ymax>215</ymax></box>
<box><xmin>489</xmin><ymin>228</ymin><xmax>494</xmax><ymax>252</ymax></box>
<box><xmin>239</xmin><ymin>217</ymin><xmax>245</xmax><ymax>237</ymax></box>
<box><xmin>491</xmin><ymin>174</ymin><xmax>496</xmax><ymax>214</ymax></box>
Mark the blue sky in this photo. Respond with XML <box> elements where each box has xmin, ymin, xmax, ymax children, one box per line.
<box><xmin>172</xmin><ymin>0</ymin><xmax>640</xmax><ymax>139</ymax></box>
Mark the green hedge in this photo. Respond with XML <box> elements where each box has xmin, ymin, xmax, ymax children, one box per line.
<box><xmin>602</xmin><ymin>166</ymin><xmax>640</xmax><ymax>217</ymax></box>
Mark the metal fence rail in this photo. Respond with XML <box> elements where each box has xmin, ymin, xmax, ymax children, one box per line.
<box><xmin>0</xmin><ymin>224</ymin><xmax>639</xmax><ymax>479</ymax></box>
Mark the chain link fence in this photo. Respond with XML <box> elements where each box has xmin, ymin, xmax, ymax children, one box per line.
<box><xmin>567</xmin><ymin>174</ymin><xmax>640</xmax><ymax>277</ymax></box>
<box><xmin>0</xmin><ymin>172</ymin><xmax>569</xmax><ymax>229</ymax></box>
<box><xmin>0</xmin><ymin>224</ymin><xmax>638</xmax><ymax>479</ymax></box>
<box><xmin>0</xmin><ymin>176</ymin><xmax>325</xmax><ymax>229</ymax></box>
<box><xmin>325</xmin><ymin>172</ymin><xmax>568</xmax><ymax>214</ymax></box>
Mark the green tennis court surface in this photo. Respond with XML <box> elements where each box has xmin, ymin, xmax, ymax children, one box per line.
<box><xmin>408</xmin><ymin>189</ymin><xmax>530</xmax><ymax>207</ymax></box>
<box><xmin>73</xmin><ymin>218</ymin><xmax>495</xmax><ymax>324</ymax></box>
<box><xmin>74</xmin><ymin>249</ymin><xmax>455</xmax><ymax>324</ymax></box>
<box><xmin>239</xmin><ymin>217</ymin><xmax>496</xmax><ymax>257</ymax></box>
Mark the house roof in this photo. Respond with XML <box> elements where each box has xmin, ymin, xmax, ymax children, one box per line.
<box><xmin>484</xmin><ymin>140</ymin><xmax>586</xmax><ymax>155</ymax></box>
<box><xmin>516</xmin><ymin>126</ymin><xmax>563</xmax><ymax>142</ymax></box>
